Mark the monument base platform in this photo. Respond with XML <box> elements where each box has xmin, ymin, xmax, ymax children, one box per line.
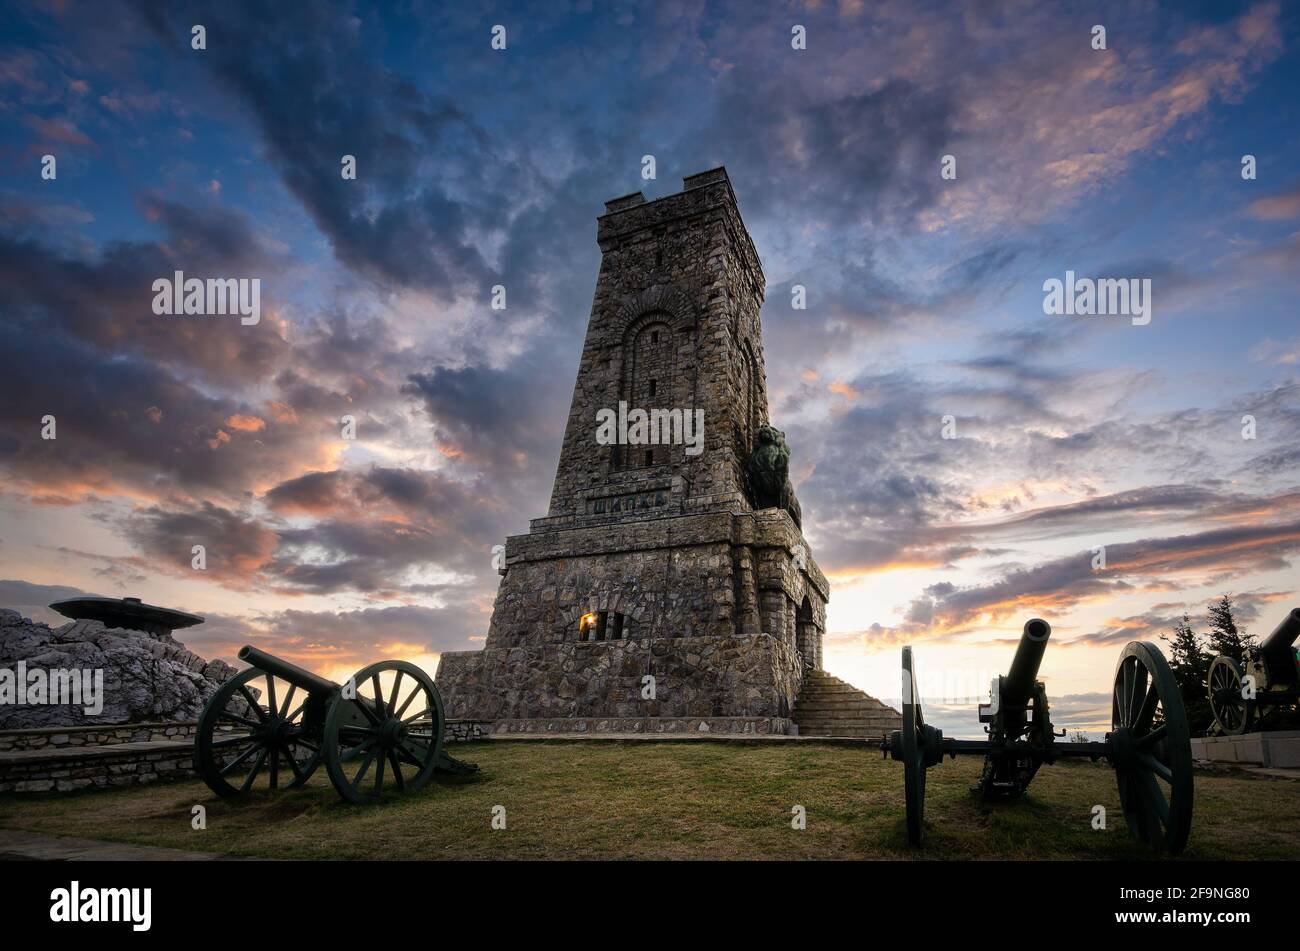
<box><xmin>436</xmin><ymin>633</ymin><xmax>802</xmax><ymax>722</ymax></box>
<box><xmin>1191</xmin><ymin>730</ymin><xmax>1300</xmax><ymax>769</ymax></box>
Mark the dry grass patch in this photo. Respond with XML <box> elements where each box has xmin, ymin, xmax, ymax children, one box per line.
<box><xmin>2</xmin><ymin>741</ymin><xmax>1298</xmax><ymax>860</ymax></box>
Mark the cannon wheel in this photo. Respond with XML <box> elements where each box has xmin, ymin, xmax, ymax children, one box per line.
<box><xmin>323</xmin><ymin>659</ymin><xmax>445</xmax><ymax>804</ymax></box>
<box><xmin>195</xmin><ymin>666</ymin><xmax>324</xmax><ymax>798</ymax></box>
<box><xmin>1110</xmin><ymin>642</ymin><xmax>1193</xmax><ymax>854</ymax></box>
<box><xmin>1207</xmin><ymin>655</ymin><xmax>1255</xmax><ymax>736</ymax></box>
<box><xmin>900</xmin><ymin>646</ymin><xmax>930</xmax><ymax>845</ymax></box>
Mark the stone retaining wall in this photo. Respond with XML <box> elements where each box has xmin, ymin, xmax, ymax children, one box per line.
<box><xmin>484</xmin><ymin>716</ymin><xmax>792</xmax><ymax>735</ymax></box>
<box><xmin>0</xmin><ymin>718</ymin><xmax>484</xmax><ymax>753</ymax></box>
<box><xmin>1</xmin><ymin>743</ymin><xmax>198</xmax><ymax>793</ymax></box>
<box><xmin>0</xmin><ymin>719</ymin><xmax>487</xmax><ymax>793</ymax></box>
<box><xmin>1192</xmin><ymin>730</ymin><xmax>1300</xmax><ymax>768</ymax></box>
<box><xmin>443</xmin><ymin>719</ymin><xmax>486</xmax><ymax>742</ymax></box>
<box><xmin>0</xmin><ymin>721</ymin><xmax>201</xmax><ymax>752</ymax></box>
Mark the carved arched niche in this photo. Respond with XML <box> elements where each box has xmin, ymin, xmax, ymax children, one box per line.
<box><xmin>613</xmin><ymin>312</ymin><xmax>676</xmax><ymax>469</ymax></box>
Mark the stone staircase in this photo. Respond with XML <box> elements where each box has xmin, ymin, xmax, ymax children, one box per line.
<box><xmin>792</xmin><ymin>669</ymin><xmax>901</xmax><ymax>738</ymax></box>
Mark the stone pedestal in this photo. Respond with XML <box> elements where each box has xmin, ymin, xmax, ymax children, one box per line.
<box><xmin>437</xmin><ymin>505</ymin><xmax>827</xmax><ymax>726</ymax></box>
<box><xmin>438</xmin><ymin>631</ymin><xmax>802</xmax><ymax>723</ymax></box>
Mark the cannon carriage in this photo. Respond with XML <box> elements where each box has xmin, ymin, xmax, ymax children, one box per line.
<box><xmin>1207</xmin><ymin>608</ymin><xmax>1300</xmax><ymax>735</ymax></box>
<box><xmin>195</xmin><ymin>646</ymin><xmax>476</xmax><ymax>804</ymax></box>
<box><xmin>883</xmin><ymin>619</ymin><xmax>1193</xmax><ymax>853</ymax></box>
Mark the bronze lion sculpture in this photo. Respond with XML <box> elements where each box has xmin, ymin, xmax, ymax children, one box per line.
<box><xmin>745</xmin><ymin>424</ymin><xmax>802</xmax><ymax>529</ymax></box>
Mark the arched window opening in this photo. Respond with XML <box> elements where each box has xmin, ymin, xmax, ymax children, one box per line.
<box><xmin>796</xmin><ymin>597</ymin><xmax>817</xmax><ymax>669</ymax></box>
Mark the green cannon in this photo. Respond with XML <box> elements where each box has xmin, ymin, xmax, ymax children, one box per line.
<box><xmin>1207</xmin><ymin>607</ymin><xmax>1300</xmax><ymax>735</ymax></box>
<box><xmin>883</xmin><ymin>619</ymin><xmax>1193</xmax><ymax>853</ymax></box>
<box><xmin>195</xmin><ymin>646</ymin><xmax>476</xmax><ymax>803</ymax></box>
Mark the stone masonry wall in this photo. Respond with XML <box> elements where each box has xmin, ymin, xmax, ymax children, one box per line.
<box><xmin>0</xmin><ymin>745</ymin><xmax>200</xmax><ymax>793</ymax></box>
<box><xmin>485</xmin><ymin>508</ymin><xmax>827</xmax><ymax>661</ymax></box>
<box><xmin>546</xmin><ymin>168</ymin><xmax>767</xmax><ymax>521</ymax></box>
<box><xmin>437</xmin><ymin>632</ymin><xmax>802</xmax><ymax>722</ymax></box>
<box><xmin>485</xmin><ymin>716</ymin><xmax>792</xmax><ymax>735</ymax></box>
<box><xmin>0</xmin><ymin>721</ymin><xmax>202</xmax><ymax>752</ymax></box>
<box><xmin>0</xmin><ymin>719</ymin><xmax>483</xmax><ymax>753</ymax></box>
<box><xmin>489</xmin><ymin>538</ymin><xmax>740</xmax><ymax>645</ymax></box>
<box><xmin>436</xmin><ymin>170</ymin><xmax>829</xmax><ymax>729</ymax></box>
<box><xmin>0</xmin><ymin>719</ymin><xmax>486</xmax><ymax>793</ymax></box>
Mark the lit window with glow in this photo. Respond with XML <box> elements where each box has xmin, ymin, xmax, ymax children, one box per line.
<box><xmin>578</xmin><ymin>611</ymin><xmax>626</xmax><ymax>641</ymax></box>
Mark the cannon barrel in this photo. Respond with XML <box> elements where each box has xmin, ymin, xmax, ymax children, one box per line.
<box><xmin>1259</xmin><ymin>607</ymin><xmax>1300</xmax><ymax>677</ymax></box>
<box><xmin>238</xmin><ymin>645</ymin><xmax>339</xmax><ymax>697</ymax></box>
<box><xmin>1002</xmin><ymin>618</ymin><xmax>1051</xmax><ymax>705</ymax></box>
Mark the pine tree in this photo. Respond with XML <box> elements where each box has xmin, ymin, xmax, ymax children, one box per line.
<box><xmin>1205</xmin><ymin>594</ymin><xmax>1254</xmax><ymax>663</ymax></box>
<box><xmin>1162</xmin><ymin>612</ymin><xmax>1213</xmax><ymax>733</ymax></box>
<box><xmin>1165</xmin><ymin>613</ymin><xmax>1209</xmax><ymax>681</ymax></box>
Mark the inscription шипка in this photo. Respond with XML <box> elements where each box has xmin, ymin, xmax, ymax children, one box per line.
<box><xmin>590</xmin><ymin>490</ymin><xmax>667</xmax><ymax>515</ymax></box>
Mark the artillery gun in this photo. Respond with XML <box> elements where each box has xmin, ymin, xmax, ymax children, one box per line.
<box><xmin>882</xmin><ymin>619</ymin><xmax>1193</xmax><ymax>853</ymax></box>
<box><xmin>1207</xmin><ymin>607</ymin><xmax>1300</xmax><ymax>735</ymax></box>
<box><xmin>195</xmin><ymin>646</ymin><xmax>476</xmax><ymax>804</ymax></box>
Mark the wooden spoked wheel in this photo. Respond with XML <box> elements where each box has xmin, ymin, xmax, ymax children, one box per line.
<box><xmin>195</xmin><ymin>666</ymin><xmax>323</xmax><ymax>798</ymax></box>
<box><xmin>898</xmin><ymin>646</ymin><xmax>944</xmax><ymax>846</ymax></box>
<box><xmin>323</xmin><ymin>660</ymin><xmax>445</xmax><ymax>804</ymax></box>
<box><xmin>1110</xmin><ymin>642</ymin><xmax>1193</xmax><ymax>854</ymax></box>
<box><xmin>1207</xmin><ymin>655</ymin><xmax>1254</xmax><ymax>736</ymax></box>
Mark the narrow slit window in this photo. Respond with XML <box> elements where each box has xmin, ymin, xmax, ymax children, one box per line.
<box><xmin>579</xmin><ymin>611</ymin><xmax>627</xmax><ymax>641</ymax></box>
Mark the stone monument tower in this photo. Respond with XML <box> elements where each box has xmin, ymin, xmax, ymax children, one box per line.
<box><xmin>436</xmin><ymin>168</ymin><xmax>832</xmax><ymax>734</ymax></box>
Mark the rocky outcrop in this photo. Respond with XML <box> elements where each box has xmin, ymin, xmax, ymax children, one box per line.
<box><xmin>0</xmin><ymin>609</ymin><xmax>237</xmax><ymax>729</ymax></box>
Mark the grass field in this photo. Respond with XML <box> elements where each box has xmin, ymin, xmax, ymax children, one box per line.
<box><xmin>2</xmin><ymin>741</ymin><xmax>1298</xmax><ymax>860</ymax></box>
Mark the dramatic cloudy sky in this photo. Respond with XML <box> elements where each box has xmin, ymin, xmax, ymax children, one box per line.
<box><xmin>1</xmin><ymin>1</ymin><xmax>1297</xmax><ymax>736</ymax></box>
